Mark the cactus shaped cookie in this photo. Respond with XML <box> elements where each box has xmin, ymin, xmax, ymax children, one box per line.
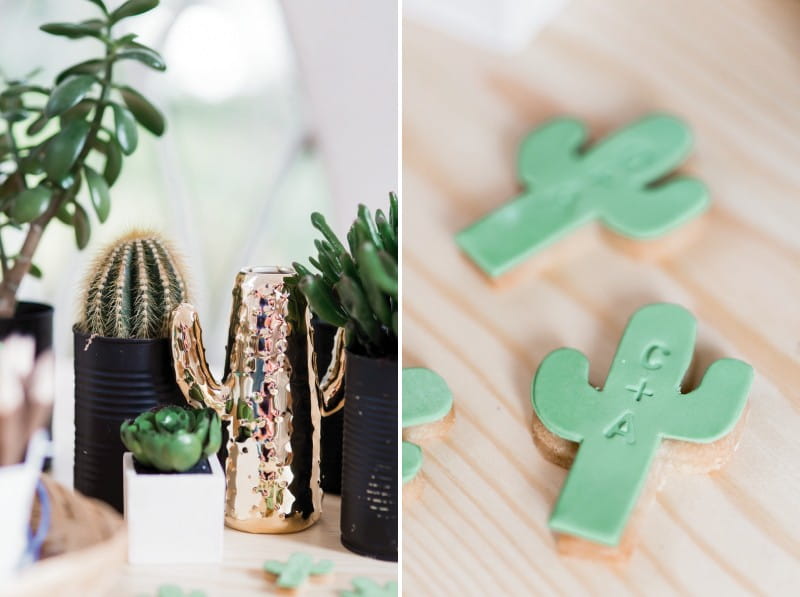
<box><xmin>263</xmin><ymin>553</ymin><xmax>334</xmax><ymax>593</ymax></box>
<box><xmin>531</xmin><ymin>303</ymin><xmax>752</xmax><ymax>555</ymax></box>
<box><xmin>340</xmin><ymin>577</ymin><xmax>398</xmax><ymax>597</ymax></box>
<box><xmin>457</xmin><ymin>115</ymin><xmax>709</xmax><ymax>278</ymax></box>
<box><xmin>402</xmin><ymin>368</ymin><xmax>454</xmax><ymax>494</ymax></box>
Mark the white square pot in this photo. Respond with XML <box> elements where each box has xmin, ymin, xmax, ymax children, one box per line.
<box><xmin>123</xmin><ymin>452</ymin><xmax>224</xmax><ymax>564</ymax></box>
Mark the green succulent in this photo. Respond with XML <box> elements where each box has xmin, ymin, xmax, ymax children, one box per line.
<box><xmin>120</xmin><ymin>406</ymin><xmax>221</xmax><ymax>473</ymax></box>
<box><xmin>293</xmin><ymin>193</ymin><xmax>398</xmax><ymax>358</ymax></box>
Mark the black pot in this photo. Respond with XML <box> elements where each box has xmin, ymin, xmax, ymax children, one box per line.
<box><xmin>73</xmin><ymin>328</ymin><xmax>184</xmax><ymax>512</ymax></box>
<box><xmin>0</xmin><ymin>301</ymin><xmax>54</xmax><ymax>355</ymax></box>
<box><xmin>340</xmin><ymin>350</ymin><xmax>398</xmax><ymax>561</ymax></box>
<box><xmin>312</xmin><ymin>318</ymin><xmax>345</xmax><ymax>495</ymax></box>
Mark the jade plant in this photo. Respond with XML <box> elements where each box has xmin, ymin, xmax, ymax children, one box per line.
<box><xmin>77</xmin><ymin>231</ymin><xmax>188</xmax><ymax>339</ymax></box>
<box><xmin>293</xmin><ymin>193</ymin><xmax>398</xmax><ymax>358</ymax></box>
<box><xmin>120</xmin><ymin>405</ymin><xmax>221</xmax><ymax>472</ymax></box>
<box><xmin>0</xmin><ymin>0</ymin><xmax>168</xmax><ymax>317</ymax></box>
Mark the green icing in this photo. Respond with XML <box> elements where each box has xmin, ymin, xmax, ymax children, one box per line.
<box><xmin>156</xmin><ymin>586</ymin><xmax>206</xmax><ymax>597</ymax></box>
<box><xmin>403</xmin><ymin>368</ymin><xmax>453</xmax><ymax>427</ymax></box>
<box><xmin>263</xmin><ymin>552</ymin><xmax>333</xmax><ymax>589</ymax></box>
<box><xmin>340</xmin><ymin>577</ymin><xmax>398</xmax><ymax>597</ymax></box>
<box><xmin>456</xmin><ymin>115</ymin><xmax>709</xmax><ymax>278</ymax></box>
<box><xmin>402</xmin><ymin>441</ymin><xmax>423</xmax><ymax>483</ymax></box>
<box><xmin>402</xmin><ymin>368</ymin><xmax>453</xmax><ymax>484</ymax></box>
<box><xmin>531</xmin><ymin>303</ymin><xmax>752</xmax><ymax>546</ymax></box>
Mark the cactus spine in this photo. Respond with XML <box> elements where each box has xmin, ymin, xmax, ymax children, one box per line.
<box><xmin>78</xmin><ymin>231</ymin><xmax>188</xmax><ymax>339</ymax></box>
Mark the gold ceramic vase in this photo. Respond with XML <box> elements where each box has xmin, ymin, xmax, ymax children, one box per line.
<box><xmin>170</xmin><ymin>266</ymin><xmax>322</xmax><ymax>533</ymax></box>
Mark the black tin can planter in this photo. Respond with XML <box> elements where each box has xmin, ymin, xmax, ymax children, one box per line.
<box><xmin>73</xmin><ymin>328</ymin><xmax>184</xmax><ymax>512</ymax></box>
<box><xmin>0</xmin><ymin>301</ymin><xmax>54</xmax><ymax>355</ymax></box>
<box><xmin>340</xmin><ymin>350</ymin><xmax>398</xmax><ymax>561</ymax></box>
<box><xmin>312</xmin><ymin>318</ymin><xmax>346</xmax><ymax>495</ymax></box>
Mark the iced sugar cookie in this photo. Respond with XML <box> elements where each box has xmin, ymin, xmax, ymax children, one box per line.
<box><xmin>402</xmin><ymin>368</ymin><xmax>454</xmax><ymax>500</ymax></box>
<box><xmin>456</xmin><ymin>115</ymin><xmax>709</xmax><ymax>282</ymax></box>
<box><xmin>531</xmin><ymin>303</ymin><xmax>752</xmax><ymax>564</ymax></box>
<box><xmin>340</xmin><ymin>577</ymin><xmax>398</xmax><ymax>597</ymax></box>
<box><xmin>263</xmin><ymin>553</ymin><xmax>334</xmax><ymax>594</ymax></box>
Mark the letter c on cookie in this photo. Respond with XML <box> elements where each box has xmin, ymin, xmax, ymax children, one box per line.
<box><xmin>642</xmin><ymin>343</ymin><xmax>670</xmax><ymax>370</ymax></box>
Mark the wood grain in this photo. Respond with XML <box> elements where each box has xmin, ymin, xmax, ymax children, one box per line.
<box><xmin>402</xmin><ymin>0</ymin><xmax>800</xmax><ymax>594</ymax></box>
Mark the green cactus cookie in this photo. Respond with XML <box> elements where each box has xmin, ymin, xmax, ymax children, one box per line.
<box><xmin>340</xmin><ymin>577</ymin><xmax>398</xmax><ymax>597</ymax></box>
<box><xmin>263</xmin><ymin>553</ymin><xmax>334</xmax><ymax>590</ymax></box>
<box><xmin>456</xmin><ymin>115</ymin><xmax>709</xmax><ymax>278</ymax></box>
<box><xmin>402</xmin><ymin>368</ymin><xmax>453</xmax><ymax>484</ymax></box>
<box><xmin>154</xmin><ymin>586</ymin><xmax>206</xmax><ymax>597</ymax></box>
<box><xmin>531</xmin><ymin>303</ymin><xmax>752</xmax><ymax>546</ymax></box>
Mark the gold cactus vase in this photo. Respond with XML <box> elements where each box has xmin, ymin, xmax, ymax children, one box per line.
<box><xmin>170</xmin><ymin>266</ymin><xmax>322</xmax><ymax>533</ymax></box>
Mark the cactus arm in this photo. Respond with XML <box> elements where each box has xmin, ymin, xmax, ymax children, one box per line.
<box><xmin>583</xmin><ymin>114</ymin><xmax>693</xmax><ymax>187</ymax></box>
<box><xmin>661</xmin><ymin>358</ymin><xmax>753</xmax><ymax>442</ymax></box>
<box><xmin>310</xmin><ymin>212</ymin><xmax>347</xmax><ymax>256</ymax></box>
<box><xmin>309</xmin><ymin>559</ymin><xmax>334</xmax><ymax>575</ymax></box>
<box><xmin>531</xmin><ymin>348</ymin><xmax>607</xmax><ymax>441</ymax></box>
<box><xmin>599</xmin><ymin>177</ymin><xmax>709</xmax><ymax>240</ymax></box>
<box><xmin>402</xmin><ymin>441</ymin><xmax>423</xmax><ymax>484</ymax></box>
<box><xmin>170</xmin><ymin>303</ymin><xmax>231</xmax><ymax>417</ymax></box>
<box><xmin>402</xmin><ymin>368</ymin><xmax>452</xmax><ymax>428</ymax></box>
<box><xmin>335</xmin><ymin>276</ymin><xmax>382</xmax><ymax>345</ymax></box>
<box><xmin>517</xmin><ymin>117</ymin><xmax>587</xmax><ymax>187</ymax></box>
<box><xmin>456</xmin><ymin>189</ymin><xmax>596</xmax><ymax>278</ymax></box>
<box><xmin>356</xmin><ymin>243</ymin><xmax>392</xmax><ymax>328</ymax></box>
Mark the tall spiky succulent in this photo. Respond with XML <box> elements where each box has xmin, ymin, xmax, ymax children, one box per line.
<box><xmin>77</xmin><ymin>231</ymin><xmax>188</xmax><ymax>339</ymax></box>
<box><xmin>294</xmin><ymin>193</ymin><xmax>398</xmax><ymax>359</ymax></box>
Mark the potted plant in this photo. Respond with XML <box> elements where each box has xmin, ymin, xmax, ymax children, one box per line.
<box><xmin>74</xmin><ymin>231</ymin><xmax>188</xmax><ymax>512</ymax></box>
<box><xmin>0</xmin><ymin>335</ymin><xmax>53</xmax><ymax>581</ymax></box>
<box><xmin>0</xmin><ymin>0</ymin><xmax>167</xmax><ymax>352</ymax></box>
<box><xmin>295</xmin><ymin>193</ymin><xmax>398</xmax><ymax>561</ymax></box>
<box><xmin>121</xmin><ymin>405</ymin><xmax>224</xmax><ymax>564</ymax></box>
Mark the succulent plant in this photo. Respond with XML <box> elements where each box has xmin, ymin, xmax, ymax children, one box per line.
<box><xmin>0</xmin><ymin>0</ymin><xmax>168</xmax><ymax>318</ymax></box>
<box><xmin>77</xmin><ymin>230</ymin><xmax>188</xmax><ymax>339</ymax></box>
<box><xmin>120</xmin><ymin>405</ymin><xmax>221</xmax><ymax>472</ymax></box>
<box><xmin>293</xmin><ymin>193</ymin><xmax>398</xmax><ymax>358</ymax></box>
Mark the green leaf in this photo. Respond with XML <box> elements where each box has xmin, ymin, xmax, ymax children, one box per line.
<box><xmin>84</xmin><ymin>165</ymin><xmax>111</xmax><ymax>222</ymax></box>
<box><xmin>40</xmin><ymin>21</ymin><xmax>104</xmax><ymax>39</ymax></box>
<box><xmin>43</xmin><ymin>119</ymin><xmax>92</xmax><ymax>181</ymax></box>
<box><xmin>98</xmin><ymin>137</ymin><xmax>123</xmax><ymax>185</ymax></box>
<box><xmin>112</xmin><ymin>103</ymin><xmax>138</xmax><ymax>154</ymax></box>
<box><xmin>73</xmin><ymin>203</ymin><xmax>91</xmax><ymax>249</ymax></box>
<box><xmin>28</xmin><ymin>263</ymin><xmax>43</xmax><ymax>279</ymax></box>
<box><xmin>110</xmin><ymin>0</ymin><xmax>159</xmax><ymax>24</ymax></box>
<box><xmin>60</xmin><ymin>99</ymin><xmax>95</xmax><ymax>127</ymax></box>
<box><xmin>86</xmin><ymin>0</ymin><xmax>109</xmax><ymax>14</ymax></box>
<box><xmin>56</xmin><ymin>59</ymin><xmax>105</xmax><ymax>85</ymax></box>
<box><xmin>45</xmin><ymin>75</ymin><xmax>96</xmax><ymax>118</ymax></box>
<box><xmin>26</xmin><ymin>113</ymin><xmax>50</xmax><ymax>136</ymax></box>
<box><xmin>114</xmin><ymin>33</ymin><xmax>138</xmax><ymax>46</ymax></box>
<box><xmin>55</xmin><ymin>200</ymin><xmax>75</xmax><ymax>224</ymax></box>
<box><xmin>118</xmin><ymin>86</ymin><xmax>165</xmax><ymax>135</ymax></box>
<box><xmin>11</xmin><ymin>186</ymin><xmax>52</xmax><ymax>223</ymax></box>
<box><xmin>115</xmin><ymin>47</ymin><xmax>166</xmax><ymax>71</ymax></box>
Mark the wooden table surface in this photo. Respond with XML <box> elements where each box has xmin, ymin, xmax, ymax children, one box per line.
<box><xmin>109</xmin><ymin>497</ymin><xmax>397</xmax><ymax>596</ymax></box>
<box><xmin>402</xmin><ymin>1</ymin><xmax>800</xmax><ymax>595</ymax></box>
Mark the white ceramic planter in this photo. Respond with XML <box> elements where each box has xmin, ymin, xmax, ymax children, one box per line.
<box><xmin>0</xmin><ymin>431</ymin><xmax>49</xmax><ymax>582</ymax></box>
<box><xmin>123</xmin><ymin>453</ymin><xmax>225</xmax><ymax>564</ymax></box>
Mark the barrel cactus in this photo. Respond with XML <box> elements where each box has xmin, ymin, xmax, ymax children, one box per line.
<box><xmin>77</xmin><ymin>230</ymin><xmax>188</xmax><ymax>339</ymax></box>
<box><xmin>120</xmin><ymin>406</ymin><xmax>222</xmax><ymax>472</ymax></box>
<box><xmin>293</xmin><ymin>193</ymin><xmax>398</xmax><ymax>358</ymax></box>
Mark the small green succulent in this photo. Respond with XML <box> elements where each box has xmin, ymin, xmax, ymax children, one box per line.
<box><xmin>293</xmin><ymin>193</ymin><xmax>398</xmax><ymax>358</ymax></box>
<box><xmin>120</xmin><ymin>406</ymin><xmax>221</xmax><ymax>472</ymax></box>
